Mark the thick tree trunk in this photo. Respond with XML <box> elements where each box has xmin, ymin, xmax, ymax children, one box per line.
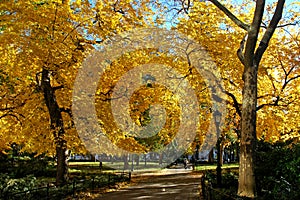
<box><xmin>41</xmin><ymin>69</ymin><xmax>68</xmax><ymax>186</ymax></box>
<box><xmin>238</xmin><ymin>64</ymin><xmax>258</xmax><ymax>198</ymax></box>
<box><xmin>207</xmin><ymin>0</ymin><xmax>284</xmax><ymax>198</ymax></box>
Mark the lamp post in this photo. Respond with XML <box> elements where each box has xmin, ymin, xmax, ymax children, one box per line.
<box><xmin>213</xmin><ymin>110</ymin><xmax>222</xmax><ymax>187</ymax></box>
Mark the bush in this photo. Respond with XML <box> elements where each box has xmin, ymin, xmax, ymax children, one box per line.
<box><xmin>256</xmin><ymin>141</ymin><xmax>300</xmax><ymax>200</ymax></box>
<box><xmin>0</xmin><ymin>174</ymin><xmax>38</xmax><ymax>195</ymax></box>
<box><xmin>202</xmin><ymin>170</ymin><xmax>239</xmax><ymax>200</ymax></box>
<box><xmin>201</xmin><ymin>141</ymin><xmax>300</xmax><ymax>200</ymax></box>
<box><xmin>13</xmin><ymin>158</ymin><xmax>55</xmax><ymax>178</ymax></box>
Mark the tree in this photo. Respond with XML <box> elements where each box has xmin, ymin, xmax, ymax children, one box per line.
<box><xmin>207</xmin><ymin>0</ymin><xmax>289</xmax><ymax>197</ymax></box>
<box><xmin>1</xmin><ymin>0</ymin><xmax>298</xmax><ymax>193</ymax></box>
<box><xmin>92</xmin><ymin>47</ymin><xmax>213</xmax><ymax>157</ymax></box>
<box><xmin>175</xmin><ymin>0</ymin><xmax>299</xmax><ymax>197</ymax></box>
<box><xmin>0</xmin><ymin>0</ymin><xmax>152</xmax><ymax>185</ymax></box>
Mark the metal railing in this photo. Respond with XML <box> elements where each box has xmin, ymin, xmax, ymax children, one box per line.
<box><xmin>1</xmin><ymin>172</ymin><xmax>131</xmax><ymax>200</ymax></box>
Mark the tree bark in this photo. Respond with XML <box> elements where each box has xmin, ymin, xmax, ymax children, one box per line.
<box><xmin>135</xmin><ymin>154</ymin><xmax>140</xmax><ymax>166</ymax></box>
<box><xmin>123</xmin><ymin>154</ymin><xmax>129</xmax><ymax>170</ymax></box>
<box><xmin>237</xmin><ymin>0</ymin><xmax>263</xmax><ymax>192</ymax></box>
<box><xmin>208</xmin><ymin>148</ymin><xmax>214</xmax><ymax>163</ymax></box>
<box><xmin>238</xmin><ymin>63</ymin><xmax>258</xmax><ymax>198</ymax></box>
<box><xmin>159</xmin><ymin>153</ymin><xmax>163</xmax><ymax>165</ymax></box>
<box><xmin>216</xmin><ymin>137</ymin><xmax>223</xmax><ymax>187</ymax></box>
<box><xmin>41</xmin><ymin>69</ymin><xmax>68</xmax><ymax>186</ymax></box>
<box><xmin>207</xmin><ymin>0</ymin><xmax>284</xmax><ymax>197</ymax></box>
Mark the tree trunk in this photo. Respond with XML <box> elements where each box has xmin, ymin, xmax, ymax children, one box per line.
<box><xmin>90</xmin><ymin>154</ymin><xmax>95</xmax><ymax>161</ymax></box>
<box><xmin>41</xmin><ymin>69</ymin><xmax>68</xmax><ymax>186</ymax></box>
<box><xmin>208</xmin><ymin>148</ymin><xmax>214</xmax><ymax>163</ymax></box>
<box><xmin>159</xmin><ymin>153</ymin><xmax>163</xmax><ymax>165</ymax></box>
<box><xmin>216</xmin><ymin>137</ymin><xmax>223</xmax><ymax>187</ymax></box>
<box><xmin>123</xmin><ymin>154</ymin><xmax>129</xmax><ymax>170</ymax></box>
<box><xmin>238</xmin><ymin>64</ymin><xmax>258</xmax><ymax>198</ymax></box>
<box><xmin>207</xmin><ymin>0</ymin><xmax>285</xmax><ymax>198</ymax></box>
<box><xmin>135</xmin><ymin>155</ymin><xmax>140</xmax><ymax>166</ymax></box>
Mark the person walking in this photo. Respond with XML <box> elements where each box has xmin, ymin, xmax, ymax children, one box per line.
<box><xmin>183</xmin><ymin>158</ymin><xmax>188</xmax><ymax>169</ymax></box>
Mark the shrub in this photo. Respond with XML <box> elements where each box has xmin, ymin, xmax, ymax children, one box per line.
<box><xmin>0</xmin><ymin>174</ymin><xmax>38</xmax><ymax>195</ymax></box>
<box><xmin>256</xmin><ymin>141</ymin><xmax>300</xmax><ymax>200</ymax></box>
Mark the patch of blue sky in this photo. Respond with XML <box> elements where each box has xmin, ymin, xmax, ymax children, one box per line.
<box><xmin>159</xmin><ymin>0</ymin><xmax>298</xmax><ymax>30</ymax></box>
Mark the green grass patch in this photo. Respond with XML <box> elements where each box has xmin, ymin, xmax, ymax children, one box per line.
<box><xmin>195</xmin><ymin>163</ymin><xmax>239</xmax><ymax>171</ymax></box>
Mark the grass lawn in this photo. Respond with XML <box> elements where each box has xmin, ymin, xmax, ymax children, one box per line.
<box><xmin>69</xmin><ymin>161</ymin><xmax>166</xmax><ymax>173</ymax></box>
<box><xmin>195</xmin><ymin>163</ymin><xmax>239</xmax><ymax>171</ymax></box>
<box><xmin>68</xmin><ymin>161</ymin><xmax>239</xmax><ymax>173</ymax></box>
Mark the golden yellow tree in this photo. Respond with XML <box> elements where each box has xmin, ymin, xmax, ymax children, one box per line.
<box><xmin>0</xmin><ymin>0</ymin><xmax>152</xmax><ymax>185</ymax></box>
<box><xmin>175</xmin><ymin>0</ymin><xmax>299</xmax><ymax>197</ymax></box>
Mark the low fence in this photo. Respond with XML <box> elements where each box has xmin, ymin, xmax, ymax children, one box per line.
<box><xmin>1</xmin><ymin>172</ymin><xmax>131</xmax><ymax>200</ymax></box>
<box><xmin>199</xmin><ymin>175</ymin><xmax>239</xmax><ymax>200</ymax></box>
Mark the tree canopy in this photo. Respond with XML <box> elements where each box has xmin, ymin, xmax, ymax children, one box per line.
<box><xmin>0</xmin><ymin>0</ymin><xmax>299</xmax><ymax>194</ymax></box>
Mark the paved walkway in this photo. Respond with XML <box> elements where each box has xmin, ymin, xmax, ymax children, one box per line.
<box><xmin>96</xmin><ymin>167</ymin><xmax>202</xmax><ymax>200</ymax></box>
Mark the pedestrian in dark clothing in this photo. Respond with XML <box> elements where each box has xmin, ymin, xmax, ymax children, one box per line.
<box><xmin>99</xmin><ymin>161</ymin><xmax>103</xmax><ymax>172</ymax></box>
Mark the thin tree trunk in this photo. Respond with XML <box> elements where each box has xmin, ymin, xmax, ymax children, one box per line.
<box><xmin>41</xmin><ymin>69</ymin><xmax>68</xmax><ymax>186</ymax></box>
<box><xmin>208</xmin><ymin>148</ymin><xmax>214</xmax><ymax>163</ymax></box>
<box><xmin>216</xmin><ymin>137</ymin><xmax>223</xmax><ymax>187</ymax></box>
<box><xmin>123</xmin><ymin>154</ymin><xmax>129</xmax><ymax>170</ymax></box>
<box><xmin>159</xmin><ymin>153</ymin><xmax>163</xmax><ymax>165</ymax></box>
<box><xmin>135</xmin><ymin>155</ymin><xmax>140</xmax><ymax>166</ymax></box>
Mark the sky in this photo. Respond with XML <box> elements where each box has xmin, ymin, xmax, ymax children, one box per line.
<box><xmin>158</xmin><ymin>0</ymin><xmax>299</xmax><ymax>29</ymax></box>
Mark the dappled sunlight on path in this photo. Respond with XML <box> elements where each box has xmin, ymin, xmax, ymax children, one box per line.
<box><xmin>96</xmin><ymin>168</ymin><xmax>202</xmax><ymax>200</ymax></box>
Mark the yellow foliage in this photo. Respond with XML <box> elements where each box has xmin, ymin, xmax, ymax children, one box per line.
<box><xmin>0</xmin><ymin>0</ymin><xmax>153</xmax><ymax>155</ymax></box>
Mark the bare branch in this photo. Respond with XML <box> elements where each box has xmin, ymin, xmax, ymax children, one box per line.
<box><xmin>0</xmin><ymin>101</ymin><xmax>26</xmax><ymax>111</ymax></box>
<box><xmin>53</xmin><ymin>85</ymin><xmax>64</xmax><ymax>91</ymax></box>
<box><xmin>97</xmin><ymin>87</ymin><xmax>128</xmax><ymax>102</ymax></box>
<box><xmin>285</xmin><ymin>75</ymin><xmax>300</xmax><ymax>86</ymax></box>
<box><xmin>257</xmin><ymin>101</ymin><xmax>278</xmax><ymax>111</ymax></box>
<box><xmin>224</xmin><ymin>91</ymin><xmax>242</xmax><ymax>117</ymax></box>
<box><xmin>256</xmin><ymin>94</ymin><xmax>297</xmax><ymax>111</ymax></box>
<box><xmin>263</xmin><ymin>66</ymin><xmax>279</xmax><ymax>94</ymax></box>
<box><xmin>113</xmin><ymin>0</ymin><xmax>126</xmax><ymax>15</ymax></box>
<box><xmin>257</xmin><ymin>94</ymin><xmax>272</xmax><ymax>99</ymax></box>
<box><xmin>0</xmin><ymin>112</ymin><xmax>23</xmax><ymax>125</ymax></box>
<box><xmin>208</xmin><ymin>0</ymin><xmax>250</xmax><ymax>31</ymax></box>
<box><xmin>62</xmin><ymin>17</ymin><xmax>94</xmax><ymax>43</ymax></box>
<box><xmin>261</xmin><ymin>22</ymin><xmax>299</xmax><ymax>29</ymax></box>
<box><xmin>222</xmin><ymin>78</ymin><xmax>239</xmax><ymax>88</ymax></box>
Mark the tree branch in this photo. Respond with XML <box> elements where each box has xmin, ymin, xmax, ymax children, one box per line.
<box><xmin>53</xmin><ymin>85</ymin><xmax>64</xmax><ymax>91</ymax></box>
<box><xmin>208</xmin><ymin>0</ymin><xmax>250</xmax><ymax>31</ymax></box>
<box><xmin>254</xmin><ymin>0</ymin><xmax>285</xmax><ymax>65</ymax></box>
<box><xmin>261</xmin><ymin>22</ymin><xmax>298</xmax><ymax>29</ymax></box>
<box><xmin>257</xmin><ymin>101</ymin><xmax>278</xmax><ymax>111</ymax></box>
<box><xmin>244</xmin><ymin>0</ymin><xmax>265</xmax><ymax>67</ymax></box>
<box><xmin>60</xmin><ymin>107</ymin><xmax>73</xmax><ymax>121</ymax></box>
<box><xmin>255</xmin><ymin>94</ymin><xmax>297</xmax><ymax>111</ymax></box>
<box><xmin>237</xmin><ymin>33</ymin><xmax>247</xmax><ymax>65</ymax></box>
<box><xmin>0</xmin><ymin>101</ymin><xmax>26</xmax><ymax>111</ymax></box>
<box><xmin>225</xmin><ymin>91</ymin><xmax>242</xmax><ymax>117</ymax></box>
<box><xmin>0</xmin><ymin>112</ymin><xmax>23</xmax><ymax>125</ymax></box>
